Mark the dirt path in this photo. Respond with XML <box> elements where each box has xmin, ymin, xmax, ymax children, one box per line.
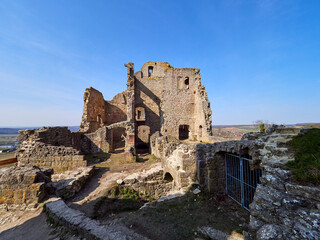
<box><xmin>67</xmin><ymin>153</ymin><xmax>161</xmax><ymax>217</ymax></box>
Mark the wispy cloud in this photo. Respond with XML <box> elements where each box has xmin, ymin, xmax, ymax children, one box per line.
<box><xmin>0</xmin><ymin>72</ymin><xmax>80</xmax><ymax>106</ymax></box>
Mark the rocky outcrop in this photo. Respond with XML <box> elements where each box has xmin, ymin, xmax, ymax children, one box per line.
<box><xmin>0</xmin><ymin>166</ymin><xmax>51</xmax><ymax>205</ymax></box>
<box><xmin>249</xmin><ymin>165</ymin><xmax>320</xmax><ymax>239</ymax></box>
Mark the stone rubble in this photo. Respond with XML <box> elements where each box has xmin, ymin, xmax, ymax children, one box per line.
<box><xmin>48</xmin><ymin>166</ymin><xmax>95</xmax><ymax>199</ymax></box>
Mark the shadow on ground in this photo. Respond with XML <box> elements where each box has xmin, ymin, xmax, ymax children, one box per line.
<box><xmin>0</xmin><ymin>212</ymin><xmax>58</xmax><ymax>240</ymax></box>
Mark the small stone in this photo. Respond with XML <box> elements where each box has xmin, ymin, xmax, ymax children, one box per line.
<box><xmin>116</xmin><ymin>179</ymin><xmax>123</xmax><ymax>185</ymax></box>
<box><xmin>193</xmin><ymin>188</ymin><xmax>201</xmax><ymax>194</ymax></box>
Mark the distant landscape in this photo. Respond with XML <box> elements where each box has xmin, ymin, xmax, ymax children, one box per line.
<box><xmin>1</xmin><ymin>123</ymin><xmax>319</xmax><ymax>152</ymax></box>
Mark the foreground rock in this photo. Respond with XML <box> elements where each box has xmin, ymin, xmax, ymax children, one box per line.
<box><xmin>0</xmin><ymin>166</ymin><xmax>51</xmax><ymax>206</ymax></box>
<box><xmin>45</xmin><ymin>198</ymin><xmax>148</xmax><ymax>240</ymax></box>
<box><xmin>48</xmin><ymin>166</ymin><xmax>95</xmax><ymax>199</ymax></box>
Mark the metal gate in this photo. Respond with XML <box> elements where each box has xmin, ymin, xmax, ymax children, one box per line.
<box><xmin>225</xmin><ymin>153</ymin><xmax>263</xmax><ymax>211</ymax></box>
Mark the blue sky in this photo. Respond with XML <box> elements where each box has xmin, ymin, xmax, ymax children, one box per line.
<box><xmin>0</xmin><ymin>0</ymin><xmax>319</xmax><ymax>126</ymax></box>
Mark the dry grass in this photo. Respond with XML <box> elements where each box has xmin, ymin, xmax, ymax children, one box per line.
<box><xmin>0</xmin><ymin>152</ymin><xmax>15</xmax><ymax>161</ymax></box>
<box><xmin>85</xmin><ymin>152</ymin><xmax>160</xmax><ymax>173</ymax></box>
<box><xmin>120</xmin><ymin>188</ymin><xmax>249</xmax><ymax>240</ymax></box>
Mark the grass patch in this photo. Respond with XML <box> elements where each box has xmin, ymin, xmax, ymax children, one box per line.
<box><xmin>135</xmin><ymin>153</ymin><xmax>160</xmax><ymax>163</ymax></box>
<box><xmin>286</xmin><ymin>128</ymin><xmax>320</xmax><ymax>185</ymax></box>
<box><xmin>92</xmin><ymin>185</ymin><xmax>148</xmax><ymax>219</ymax></box>
<box><xmin>85</xmin><ymin>152</ymin><xmax>110</xmax><ymax>164</ymax></box>
<box><xmin>0</xmin><ymin>152</ymin><xmax>15</xmax><ymax>161</ymax></box>
<box><xmin>121</xmin><ymin>189</ymin><xmax>249</xmax><ymax>240</ymax></box>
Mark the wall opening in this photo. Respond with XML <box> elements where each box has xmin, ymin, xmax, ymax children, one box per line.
<box><xmin>97</xmin><ymin>114</ymin><xmax>102</xmax><ymax>124</ymax></box>
<box><xmin>136</xmin><ymin>142</ymin><xmax>149</xmax><ymax>154</ymax></box>
<box><xmin>135</xmin><ymin>107</ymin><xmax>146</xmax><ymax>121</ymax></box>
<box><xmin>148</xmin><ymin>66</ymin><xmax>154</xmax><ymax>77</ymax></box>
<box><xmin>164</xmin><ymin>172</ymin><xmax>174</xmax><ymax>182</ymax></box>
<box><xmin>111</xmin><ymin>127</ymin><xmax>126</xmax><ymax>153</ymax></box>
<box><xmin>184</xmin><ymin>77</ymin><xmax>189</xmax><ymax>89</ymax></box>
<box><xmin>199</xmin><ymin>125</ymin><xmax>203</xmax><ymax>138</ymax></box>
<box><xmin>225</xmin><ymin>153</ymin><xmax>263</xmax><ymax>211</ymax></box>
<box><xmin>179</xmin><ymin>125</ymin><xmax>189</xmax><ymax>140</ymax></box>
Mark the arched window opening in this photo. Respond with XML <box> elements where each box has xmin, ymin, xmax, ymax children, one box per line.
<box><xmin>148</xmin><ymin>66</ymin><xmax>154</xmax><ymax>77</ymax></box>
<box><xmin>199</xmin><ymin>125</ymin><xmax>203</xmax><ymax>138</ymax></box>
<box><xmin>184</xmin><ymin>77</ymin><xmax>189</xmax><ymax>89</ymax></box>
<box><xmin>164</xmin><ymin>172</ymin><xmax>174</xmax><ymax>182</ymax></box>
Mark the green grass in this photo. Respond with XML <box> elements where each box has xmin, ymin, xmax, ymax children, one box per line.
<box><xmin>121</xmin><ymin>189</ymin><xmax>249</xmax><ymax>240</ymax></box>
<box><xmin>92</xmin><ymin>185</ymin><xmax>147</xmax><ymax>219</ymax></box>
<box><xmin>286</xmin><ymin>128</ymin><xmax>320</xmax><ymax>185</ymax></box>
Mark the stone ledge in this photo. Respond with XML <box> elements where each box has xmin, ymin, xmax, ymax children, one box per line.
<box><xmin>45</xmin><ymin>198</ymin><xmax>146</xmax><ymax>240</ymax></box>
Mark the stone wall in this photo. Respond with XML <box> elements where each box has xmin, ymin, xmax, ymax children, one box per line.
<box><xmin>17</xmin><ymin>127</ymin><xmax>87</xmax><ymax>173</ymax></box>
<box><xmin>196</xmin><ymin>126</ymin><xmax>320</xmax><ymax>239</ymax></box>
<box><xmin>17</xmin><ymin>123</ymin><xmax>133</xmax><ymax>173</ymax></box>
<box><xmin>0</xmin><ymin>166</ymin><xmax>51</xmax><ymax>205</ymax></box>
<box><xmin>122</xmin><ymin>166</ymin><xmax>174</xmax><ymax>199</ymax></box>
<box><xmin>249</xmin><ymin>165</ymin><xmax>320</xmax><ymax>239</ymax></box>
<box><xmin>79</xmin><ymin>87</ymin><xmax>106</xmax><ymax>133</ymax></box>
<box><xmin>105</xmin><ymin>92</ymin><xmax>127</xmax><ymax>126</ymax></box>
<box><xmin>78</xmin><ymin>61</ymin><xmax>213</xmax><ymax>152</ymax></box>
<box><xmin>150</xmin><ymin>134</ymin><xmax>197</xmax><ymax>190</ymax></box>
<box><xmin>133</xmin><ymin>62</ymin><xmax>212</xmax><ymax>146</ymax></box>
<box><xmin>80</xmin><ymin>127</ymin><xmax>111</xmax><ymax>154</ymax></box>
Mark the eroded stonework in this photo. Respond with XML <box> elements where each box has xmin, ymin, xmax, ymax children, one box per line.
<box><xmin>78</xmin><ymin>61</ymin><xmax>212</xmax><ymax>153</ymax></box>
<box><xmin>196</xmin><ymin>126</ymin><xmax>320</xmax><ymax>240</ymax></box>
<box><xmin>0</xmin><ymin>166</ymin><xmax>51</xmax><ymax>205</ymax></box>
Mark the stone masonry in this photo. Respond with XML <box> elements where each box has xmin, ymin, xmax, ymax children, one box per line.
<box><xmin>17</xmin><ymin>127</ymin><xmax>87</xmax><ymax>173</ymax></box>
<box><xmin>0</xmin><ymin>166</ymin><xmax>51</xmax><ymax>205</ymax></box>
<box><xmin>196</xmin><ymin>126</ymin><xmax>320</xmax><ymax>240</ymax></box>
<box><xmin>79</xmin><ymin>61</ymin><xmax>212</xmax><ymax>153</ymax></box>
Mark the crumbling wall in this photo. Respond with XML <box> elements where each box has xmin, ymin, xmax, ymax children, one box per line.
<box><xmin>78</xmin><ymin>61</ymin><xmax>213</xmax><ymax>152</ymax></box>
<box><xmin>105</xmin><ymin>91</ymin><xmax>127</xmax><ymax>126</ymax></box>
<box><xmin>162</xmin><ymin>144</ymin><xmax>197</xmax><ymax>189</ymax></box>
<box><xmin>17</xmin><ymin>127</ymin><xmax>87</xmax><ymax>173</ymax></box>
<box><xmin>150</xmin><ymin>134</ymin><xmax>197</xmax><ymax>190</ymax></box>
<box><xmin>133</xmin><ymin>62</ymin><xmax>164</xmax><ymax>148</ymax></box>
<box><xmin>0</xmin><ymin>166</ymin><xmax>51</xmax><ymax>205</ymax></box>
<box><xmin>80</xmin><ymin>126</ymin><xmax>110</xmax><ymax>154</ymax></box>
<box><xmin>79</xmin><ymin>87</ymin><xmax>106</xmax><ymax>133</ymax></box>
<box><xmin>121</xmin><ymin>168</ymin><xmax>174</xmax><ymax>199</ymax></box>
<box><xmin>133</xmin><ymin>62</ymin><xmax>212</xmax><ymax>145</ymax></box>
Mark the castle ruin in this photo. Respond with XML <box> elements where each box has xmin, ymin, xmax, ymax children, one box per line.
<box><xmin>2</xmin><ymin>61</ymin><xmax>319</xmax><ymax>240</ymax></box>
<box><xmin>78</xmin><ymin>61</ymin><xmax>212</xmax><ymax>154</ymax></box>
